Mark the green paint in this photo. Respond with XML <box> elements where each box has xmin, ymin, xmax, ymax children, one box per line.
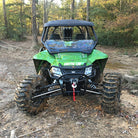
<box><xmin>33</xmin><ymin>49</ymin><xmax>108</xmax><ymax>67</ymax></box>
<box><xmin>33</xmin><ymin>50</ymin><xmax>55</xmax><ymax>65</ymax></box>
<box><xmin>87</xmin><ymin>49</ymin><xmax>108</xmax><ymax>65</ymax></box>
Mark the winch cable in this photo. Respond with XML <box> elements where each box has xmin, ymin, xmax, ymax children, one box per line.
<box><xmin>73</xmin><ymin>86</ymin><xmax>75</xmax><ymax>101</ymax></box>
<box><xmin>72</xmin><ymin>82</ymin><xmax>77</xmax><ymax>101</ymax></box>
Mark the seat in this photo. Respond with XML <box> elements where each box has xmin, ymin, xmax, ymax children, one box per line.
<box><xmin>75</xmin><ymin>34</ymin><xmax>85</xmax><ymax>40</ymax></box>
<box><xmin>63</xmin><ymin>28</ymin><xmax>73</xmax><ymax>41</ymax></box>
<box><xmin>50</xmin><ymin>34</ymin><xmax>61</xmax><ymax>40</ymax></box>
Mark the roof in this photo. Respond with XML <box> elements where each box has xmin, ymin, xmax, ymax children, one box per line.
<box><xmin>44</xmin><ymin>19</ymin><xmax>94</xmax><ymax>27</ymax></box>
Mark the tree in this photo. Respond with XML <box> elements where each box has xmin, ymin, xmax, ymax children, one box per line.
<box><xmin>20</xmin><ymin>0</ymin><xmax>24</xmax><ymax>39</ymax></box>
<box><xmin>43</xmin><ymin>0</ymin><xmax>47</xmax><ymax>23</ymax></box>
<box><xmin>71</xmin><ymin>0</ymin><xmax>75</xmax><ymax>19</ymax></box>
<box><xmin>32</xmin><ymin>0</ymin><xmax>38</xmax><ymax>46</ymax></box>
<box><xmin>76</xmin><ymin>0</ymin><xmax>86</xmax><ymax>20</ymax></box>
<box><xmin>43</xmin><ymin>0</ymin><xmax>54</xmax><ymax>23</ymax></box>
<box><xmin>3</xmin><ymin>0</ymin><xmax>8</xmax><ymax>38</ymax></box>
<box><xmin>120</xmin><ymin>0</ymin><xmax>122</xmax><ymax>11</ymax></box>
<box><xmin>60</xmin><ymin>0</ymin><xmax>72</xmax><ymax>19</ymax></box>
<box><xmin>86</xmin><ymin>0</ymin><xmax>90</xmax><ymax>21</ymax></box>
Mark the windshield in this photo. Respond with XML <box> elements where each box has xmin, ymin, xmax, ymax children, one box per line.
<box><xmin>42</xmin><ymin>26</ymin><xmax>97</xmax><ymax>54</ymax></box>
<box><xmin>44</xmin><ymin>40</ymin><xmax>95</xmax><ymax>54</ymax></box>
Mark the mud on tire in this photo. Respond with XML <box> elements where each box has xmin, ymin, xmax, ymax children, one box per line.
<box><xmin>14</xmin><ymin>75</ymin><xmax>49</xmax><ymax>115</ymax></box>
<box><xmin>101</xmin><ymin>73</ymin><xmax>121</xmax><ymax>114</ymax></box>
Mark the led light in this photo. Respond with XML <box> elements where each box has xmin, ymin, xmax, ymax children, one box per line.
<box><xmin>51</xmin><ymin>67</ymin><xmax>62</xmax><ymax>77</ymax></box>
<box><xmin>85</xmin><ymin>66</ymin><xmax>92</xmax><ymax>76</ymax></box>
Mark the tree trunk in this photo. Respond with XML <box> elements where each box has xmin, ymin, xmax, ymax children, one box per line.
<box><xmin>71</xmin><ymin>0</ymin><xmax>75</xmax><ymax>19</ymax></box>
<box><xmin>43</xmin><ymin>0</ymin><xmax>53</xmax><ymax>23</ymax></box>
<box><xmin>86</xmin><ymin>0</ymin><xmax>90</xmax><ymax>21</ymax></box>
<box><xmin>37</xmin><ymin>21</ymin><xmax>39</xmax><ymax>35</ymax></box>
<box><xmin>20</xmin><ymin>0</ymin><xmax>24</xmax><ymax>39</ymax></box>
<box><xmin>43</xmin><ymin>0</ymin><xmax>47</xmax><ymax>24</ymax></box>
<box><xmin>3</xmin><ymin>0</ymin><xmax>8</xmax><ymax>38</ymax></box>
<box><xmin>120</xmin><ymin>0</ymin><xmax>122</xmax><ymax>12</ymax></box>
<box><xmin>32</xmin><ymin>0</ymin><xmax>38</xmax><ymax>47</ymax></box>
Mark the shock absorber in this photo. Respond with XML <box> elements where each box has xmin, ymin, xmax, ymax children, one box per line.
<box><xmin>88</xmin><ymin>79</ymin><xmax>96</xmax><ymax>89</ymax></box>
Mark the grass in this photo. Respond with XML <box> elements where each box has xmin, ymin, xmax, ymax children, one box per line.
<box><xmin>97</xmin><ymin>45</ymin><xmax>138</xmax><ymax>56</ymax></box>
<box><xmin>130</xmin><ymin>70</ymin><xmax>138</xmax><ymax>76</ymax></box>
<box><xmin>117</xmin><ymin>46</ymin><xmax>138</xmax><ymax>56</ymax></box>
<box><xmin>131</xmin><ymin>83</ymin><xmax>138</xmax><ymax>89</ymax></box>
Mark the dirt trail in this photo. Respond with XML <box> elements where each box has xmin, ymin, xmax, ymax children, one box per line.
<box><xmin>0</xmin><ymin>38</ymin><xmax>138</xmax><ymax>138</ymax></box>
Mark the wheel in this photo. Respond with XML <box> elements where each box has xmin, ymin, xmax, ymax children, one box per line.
<box><xmin>101</xmin><ymin>73</ymin><xmax>121</xmax><ymax>114</ymax></box>
<box><xmin>14</xmin><ymin>75</ymin><xmax>49</xmax><ymax>115</ymax></box>
<box><xmin>38</xmin><ymin>63</ymin><xmax>52</xmax><ymax>84</ymax></box>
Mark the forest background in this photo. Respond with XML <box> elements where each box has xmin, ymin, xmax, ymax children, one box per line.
<box><xmin>0</xmin><ymin>0</ymin><xmax>137</xmax><ymax>47</ymax></box>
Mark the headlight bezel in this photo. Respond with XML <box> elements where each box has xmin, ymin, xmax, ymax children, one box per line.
<box><xmin>84</xmin><ymin>66</ymin><xmax>92</xmax><ymax>76</ymax></box>
<box><xmin>50</xmin><ymin>67</ymin><xmax>62</xmax><ymax>77</ymax></box>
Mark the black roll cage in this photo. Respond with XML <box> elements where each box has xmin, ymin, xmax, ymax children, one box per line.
<box><xmin>41</xmin><ymin>25</ymin><xmax>98</xmax><ymax>47</ymax></box>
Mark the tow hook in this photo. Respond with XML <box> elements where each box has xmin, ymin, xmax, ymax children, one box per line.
<box><xmin>72</xmin><ymin>81</ymin><xmax>77</xmax><ymax>101</ymax></box>
<box><xmin>72</xmin><ymin>81</ymin><xmax>77</xmax><ymax>89</ymax></box>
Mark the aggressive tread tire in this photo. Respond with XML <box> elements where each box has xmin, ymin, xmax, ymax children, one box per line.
<box><xmin>101</xmin><ymin>73</ymin><xmax>121</xmax><ymax>114</ymax></box>
<box><xmin>14</xmin><ymin>75</ymin><xmax>49</xmax><ymax>115</ymax></box>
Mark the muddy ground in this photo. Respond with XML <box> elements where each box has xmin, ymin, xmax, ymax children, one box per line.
<box><xmin>0</xmin><ymin>37</ymin><xmax>138</xmax><ymax>138</ymax></box>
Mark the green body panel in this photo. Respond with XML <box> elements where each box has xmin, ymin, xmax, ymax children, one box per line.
<box><xmin>33</xmin><ymin>50</ymin><xmax>55</xmax><ymax>65</ymax></box>
<box><xmin>33</xmin><ymin>49</ymin><xmax>108</xmax><ymax>73</ymax></box>
<box><xmin>88</xmin><ymin>49</ymin><xmax>108</xmax><ymax>65</ymax></box>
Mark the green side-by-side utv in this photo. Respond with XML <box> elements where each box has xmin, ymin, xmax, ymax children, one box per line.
<box><xmin>15</xmin><ymin>20</ymin><xmax>121</xmax><ymax>115</ymax></box>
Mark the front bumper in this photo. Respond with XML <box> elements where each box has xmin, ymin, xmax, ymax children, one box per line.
<box><xmin>49</xmin><ymin>64</ymin><xmax>96</xmax><ymax>82</ymax></box>
<box><xmin>47</xmin><ymin>64</ymin><xmax>98</xmax><ymax>95</ymax></box>
<box><xmin>32</xmin><ymin>65</ymin><xmax>101</xmax><ymax>99</ymax></box>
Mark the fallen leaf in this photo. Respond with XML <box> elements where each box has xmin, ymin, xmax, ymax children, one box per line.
<box><xmin>135</xmin><ymin>114</ymin><xmax>138</xmax><ymax>118</ymax></box>
<box><xmin>125</xmin><ymin>115</ymin><xmax>129</xmax><ymax>119</ymax></box>
<box><xmin>94</xmin><ymin>105</ymin><xmax>102</xmax><ymax>111</ymax></box>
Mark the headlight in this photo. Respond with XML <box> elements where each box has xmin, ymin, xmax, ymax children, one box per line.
<box><xmin>85</xmin><ymin>66</ymin><xmax>92</xmax><ymax>76</ymax></box>
<box><xmin>51</xmin><ymin>67</ymin><xmax>62</xmax><ymax>77</ymax></box>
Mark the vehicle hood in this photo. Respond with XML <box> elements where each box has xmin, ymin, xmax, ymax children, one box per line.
<box><xmin>54</xmin><ymin>52</ymin><xmax>88</xmax><ymax>66</ymax></box>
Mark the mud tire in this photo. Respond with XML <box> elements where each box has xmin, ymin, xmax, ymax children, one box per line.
<box><xmin>14</xmin><ymin>75</ymin><xmax>49</xmax><ymax>115</ymax></box>
<box><xmin>101</xmin><ymin>73</ymin><xmax>121</xmax><ymax>114</ymax></box>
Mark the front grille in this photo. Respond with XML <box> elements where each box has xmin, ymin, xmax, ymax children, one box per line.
<box><xmin>61</xmin><ymin>68</ymin><xmax>84</xmax><ymax>74</ymax></box>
